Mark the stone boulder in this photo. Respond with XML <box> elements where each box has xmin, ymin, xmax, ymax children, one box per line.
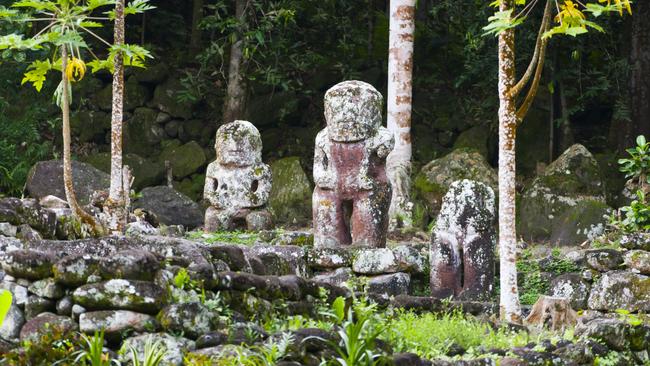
<box><xmin>124</xmin><ymin>107</ymin><xmax>165</xmax><ymax>158</ymax></box>
<box><xmin>587</xmin><ymin>271</ymin><xmax>650</xmax><ymax>312</ymax></box>
<box><xmin>585</xmin><ymin>249</ymin><xmax>623</xmax><ymax>272</ymax></box>
<box><xmin>19</xmin><ymin>313</ymin><xmax>76</xmax><ymax>342</ymax></box>
<box><xmin>72</xmin><ymin>279</ymin><xmax>166</xmax><ymax>314</ymax></box>
<box><xmin>25</xmin><ymin>160</ymin><xmax>109</xmax><ymax>206</ymax></box>
<box><xmin>99</xmin><ymin>250</ymin><xmax>161</xmax><ymax>281</ymax></box>
<box><xmin>452</xmin><ymin>125</ymin><xmax>492</xmax><ymax>159</ymax></box>
<box><xmin>53</xmin><ymin>254</ymin><xmax>100</xmax><ymax>287</ymax></box>
<box><xmin>120</xmin><ymin>333</ymin><xmax>195</xmax><ymax>366</ymax></box>
<box><xmin>413</xmin><ymin>149</ymin><xmax>497</xmax><ymax>226</ymax></box>
<box><xmin>519</xmin><ymin>144</ymin><xmax>608</xmax><ymax>244</ymax></box>
<box><xmin>82</xmin><ymin>152</ymin><xmax>165</xmax><ymax>190</ymax></box>
<box><xmin>159</xmin><ymin>141</ymin><xmax>206</xmax><ymax>179</ymax></box>
<box><xmin>152</xmin><ymin>77</ymin><xmax>195</xmax><ymax>120</ymax></box>
<box><xmin>159</xmin><ymin>302</ymin><xmax>220</xmax><ymax>339</ymax></box>
<box><xmin>624</xmin><ymin>250</ymin><xmax>650</xmax><ymax>275</ymax></box>
<box><xmin>620</xmin><ymin>233</ymin><xmax>650</xmax><ymax>251</ymax></box>
<box><xmin>1</xmin><ymin>250</ymin><xmax>55</xmax><ymax>280</ymax></box>
<box><xmin>367</xmin><ymin>272</ymin><xmax>410</xmax><ymax>297</ymax></box>
<box><xmin>548</xmin><ymin>273</ymin><xmax>590</xmax><ymax>310</ymax></box>
<box><xmin>133</xmin><ymin>186</ymin><xmax>203</xmax><ymax>229</ymax></box>
<box><xmin>79</xmin><ymin>310</ymin><xmax>158</xmax><ymax>339</ymax></box>
<box><xmin>0</xmin><ymin>198</ymin><xmax>58</xmax><ymax>239</ymax></box>
<box><xmin>268</xmin><ymin>157</ymin><xmax>313</xmax><ymax>225</ymax></box>
<box><xmin>0</xmin><ymin>305</ymin><xmax>24</xmax><ymax>341</ymax></box>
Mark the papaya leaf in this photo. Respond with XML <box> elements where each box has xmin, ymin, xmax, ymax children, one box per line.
<box><xmin>21</xmin><ymin>59</ymin><xmax>52</xmax><ymax>91</ymax></box>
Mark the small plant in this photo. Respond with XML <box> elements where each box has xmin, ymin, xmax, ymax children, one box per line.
<box><xmin>73</xmin><ymin>329</ymin><xmax>119</xmax><ymax>366</ymax></box>
<box><xmin>311</xmin><ymin>296</ymin><xmax>389</xmax><ymax>366</ymax></box>
<box><xmin>619</xmin><ymin>135</ymin><xmax>650</xmax><ymax>192</ymax></box>
<box><xmin>617</xmin><ymin>190</ymin><xmax>650</xmax><ymax>232</ymax></box>
<box><xmin>126</xmin><ymin>337</ymin><xmax>167</xmax><ymax>366</ymax></box>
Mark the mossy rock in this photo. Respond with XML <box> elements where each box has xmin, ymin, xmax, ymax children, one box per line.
<box><xmin>82</xmin><ymin>152</ymin><xmax>165</xmax><ymax>191</ymax></box>
<box><xmin>160</xmin><ymin>141</ymin><xmax>206</xmax><ymax>179</ymax></box>
<box><xmin>174</xmin><ymin>173</ymin><xmax>205</xmax><ymax>201</ymax></box>
<box><xmin>519</xmin><ymin>144</ymin><xmax>607</xmax><ymax>244</ymax></box>
<box><xmin>94</xmin><ymin>78</ymin><xmax>152</xmax><ymax>112</ymax></box>
<box><xmin>549</xmin><ymin>200</ymin><xmax>611</xmax><ymax>246</ymax></box>
<box><xmin>124</xmin><ymin>107</ymin><xmax>165</xmax><ymax>158</ymax></box>
<box><xmin>413</xmin><ymin>148</ymin><xmax>497</xmax><ymax>226</ymax></box>
<box><xmin>70</xmin><ymin>110</ymin><xmax>110</xmax><ymax>143</ymax></box>
<box><xmin>452</xmin><ymin>125</ymin><xmax>491</xmax><ymax>159</ymax></box>
<box><xmin>152</xmin><ymin>77</ymin><xmax>195</xmax><ymax>119</ymax></box>
<box><xmin>268</xmin><ymin>157</ymin><xmax>312</xmax><ymax>225</ymax></box>
<box><xmin>72</xmin><ymin>279</ymin><xmax>166</xmax><ymax>314</ymax></box>
<box><xmin>588</xmin><ymin>271</ymin><xmax>650</xmax><ymax>312</ymax></box>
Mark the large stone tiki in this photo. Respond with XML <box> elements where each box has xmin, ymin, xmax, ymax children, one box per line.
<box><xmin>204</xmin><ymin>120</ymin><xmax>272</xmax><ymax>232</ymax></box>
<box><xmin>313</xmin><ymin>81</ymin><xmax>395</xmax><ymax>248</ymax></box>
<box><xmin>430</xmin><ymin>179</ymin><xmax>496</xmax><ymax>301</ymax></box>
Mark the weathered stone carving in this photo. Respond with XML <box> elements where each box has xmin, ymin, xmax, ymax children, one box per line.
<box><xmin>313</xmin><ymin>81</ymin><xmax>394</xmax><ymax>248</ymax></box>
<box><xmin>430</xmin><ymin>179</ymin><xmax>496</xmax><ymax>301</ymax></box>
<box><xmin>204</xmin><ymin>120</ymin><xmax>272</xmax><ymax>231</ymax></box>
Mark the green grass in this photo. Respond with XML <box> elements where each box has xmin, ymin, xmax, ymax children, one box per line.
<box><xmin>382</xmin><ymin>309</ymin><xmax>535</xmax><ymax>359</ymax></box>
<box><xmin>187</xmin><ymin>230</ymin><xmax>260</xmax><ymax>245</ymax></box>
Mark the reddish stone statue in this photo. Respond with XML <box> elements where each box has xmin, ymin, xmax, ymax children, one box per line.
<box><xmin>313</xmin><ymin>81</ymin><xmax>394</xmax><ymax>248</ymax></box>
<box><xmin>204</xmin><ymin>120</ymin><xmax>272</xmax><ymax>232</ymax></box>
<box><xmin>430</xmin><ymin>179</ymin><xmax>496</xmax><ymax>301</ymax></box>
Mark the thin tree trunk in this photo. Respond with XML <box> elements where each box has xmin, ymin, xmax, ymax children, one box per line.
<box><xmin>497</xmin><ymin>0</ymin><xmax>522</xmax><ymax>324</ymax></box>
<box><xmin>222</xmin><ymin>0</ymin><xmax>247</xmax><ymax>123</ymax></box>
<box><xmin>630</xmin><ymin>0</ymin><xmax>650</xmax><ymax>143</ymax></box>
<box><xmin>107</xmin><ymin>0</ymin><xmax>127</xmax><ymax>233</ymax></box>
<box><xmin>190</xmin><ymin>0</ymin><xmax>204</xmax><ymax>55</ymax></box>
<box><xmin>61</xmin><ymin>48</ymin><xmax>99</xmax><ymax>233</ymax></box>
<box><xmin>386</xmin><ymin>0</ymin><xmax>415</xmax><ymax>231</ymax></box>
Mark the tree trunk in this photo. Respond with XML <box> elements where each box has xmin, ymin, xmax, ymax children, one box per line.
<box><xmin>497</xmin><ymin>1</ymin><xmax>522</xmax><ymax>324</ymax></box>
<box><xmin>222</xmin><ymin>0</ymin><xmax>247</xmax><ymax>124</ymax></box>
<box><xmin>386</xmin><ymin>0</ymin><xmax>415</xmax><ymax>231</ymax></box>
<box><xmin>106</xmin><ymin>0</ymin><xmax>127</xmax><ymax>233</ymax></box>
<box><xmin>190</xmin><ymin>0</ymin><xmax>204</xmax><ymax>55</ymax></box>
<box><xmin>61</xmin><ymin>48</ymin><xmax>99</xmax><ymax>233</ymax></box>
<box><xmin>630</xmin><ymin>0</ymin><xmax>650</xmax><ymax>143</ymax></box>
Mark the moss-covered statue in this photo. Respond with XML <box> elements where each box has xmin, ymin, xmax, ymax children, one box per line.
<box><xmin>312</xmin><ymin>81</ymin><xmax>395</xmax><ymax>248</ymax></box>
<box><xmin>203</xmin><ymin>120</ymin><xmax>272</xmax><ymax>232</ymax></box>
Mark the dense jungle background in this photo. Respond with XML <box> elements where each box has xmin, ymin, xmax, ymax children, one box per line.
<box><xmin>0</xmin><ymin>0</ymin><xmax>646</xmax><ymax>208</ymax></box>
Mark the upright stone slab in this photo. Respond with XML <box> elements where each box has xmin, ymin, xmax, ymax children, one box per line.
<box><xmin>430</xmin><ymin>179</ymin><xmax>496</xmax><ymax>301</ymax></box>
<box><xmin>203</xmin><ymin>120</ymin><xmax>273</xmax><ymax>231</ymax></box>
<box><xmin>312</xmin><ymin>81</ymin><xmax>394</xmax><ymax>248</ymax></box>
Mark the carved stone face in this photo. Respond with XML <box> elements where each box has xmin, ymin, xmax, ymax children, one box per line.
<box><xmin>215</xmin><ymin>120</ymin><xmax>262</xmax><ymax>166</ymax></box>
<box><xmin>324</xmin><ymin>81</ymin><xmax>383</xmax><ymax>142</ymax></box>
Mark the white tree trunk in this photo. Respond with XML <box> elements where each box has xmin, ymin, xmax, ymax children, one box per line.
<box><xmin>386</xmin><ymin>0</ymin><xmax>415</xmax><ymax>231</ymax></box>
<box><xmin>223</xmin><ymin>0</ymin><xmax>247</xmax><ymax>123</ymax></box>
<box><xmin>497</xmin><ymin>1</ymin><xmax>522</xmax><ymax>324</ymax></box>
<box><xmin>107</xmin><ymin>0</ymin><xmax>126</xmax><ymax>233</ymax></box>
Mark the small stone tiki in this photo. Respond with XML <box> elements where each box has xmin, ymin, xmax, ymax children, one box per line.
<box><xmin>204</xmin><ymin>120</ymin><xmax>272</xmax><ymax>232</ymax></box>
<box><xmin>313</xmin><ymin>81</ymin><xmax>395</xmax><ymax>248</ymax></box>
<box><xmin>430</xmin><ymin>179</ymin><xmax>496</xmax><ymax>301</ymax></box>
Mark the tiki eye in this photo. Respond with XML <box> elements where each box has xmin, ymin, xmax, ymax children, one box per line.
<box><xmin>251</xmin><ymin>180</ymin><xmax>259</xmax><ymax>192</ymax></box>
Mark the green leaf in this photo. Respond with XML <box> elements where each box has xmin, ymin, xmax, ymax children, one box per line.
<box><xmin>332</xmin><ymin>296</ymin><xmax>346</xmax><ymax>323</ymax></box>
<box><xmin>0</xmin><ymin>34</ymin><xmax>44</xmax><ymax>51</ymax></box>
<box><xmin>0</xmin><ymin>290</ymin><xmax>12</xmax><ymax>328</ymax></box>
<box><xmin>482</xmin><ymin>10</ymin><xmax>525</xmax><ymax>36</ymax></box>
<box><xmin>12</xmin><ymin>0</ymin><xmax>58</xmax><ymax>12</ymax></box>
<box><xmin>78</xmin><ymin>21</ymin><xmax>103</xmax><ymax>28</ymax></box>
<box><xmin>637</xmin><ymin>135</ymin><xmax>647</xmax><ymax>147</ymax></box>
<box><xmin>21</xmin><ymin>59</ymin><xmax>52</xmax><ymax>91</ymax></box>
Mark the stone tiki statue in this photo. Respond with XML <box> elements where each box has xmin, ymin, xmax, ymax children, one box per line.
<box><xmin>430</xmin><ymin>179</ymin><xmax>496</xmax><ymax>301</ymax></box>
<box><xmin>204</xmin><ymin>120</ymin><xmax>272</xmax><ymax>232</ymax></box>
<box><xmin>313</xmin><ymin>81</ymin><xmax>395</xmax><ymax>248</ymax></box>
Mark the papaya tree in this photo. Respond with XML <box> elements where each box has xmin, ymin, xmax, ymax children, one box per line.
<box><xmin>0</xmin><ymin>0</ymin><xmax>151</xmax><ymax>235</ymax></box>
<box><xmin>484</xmin><ymin>0</ymin><xmax>632</xmax><ymax>323</ymax></box>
